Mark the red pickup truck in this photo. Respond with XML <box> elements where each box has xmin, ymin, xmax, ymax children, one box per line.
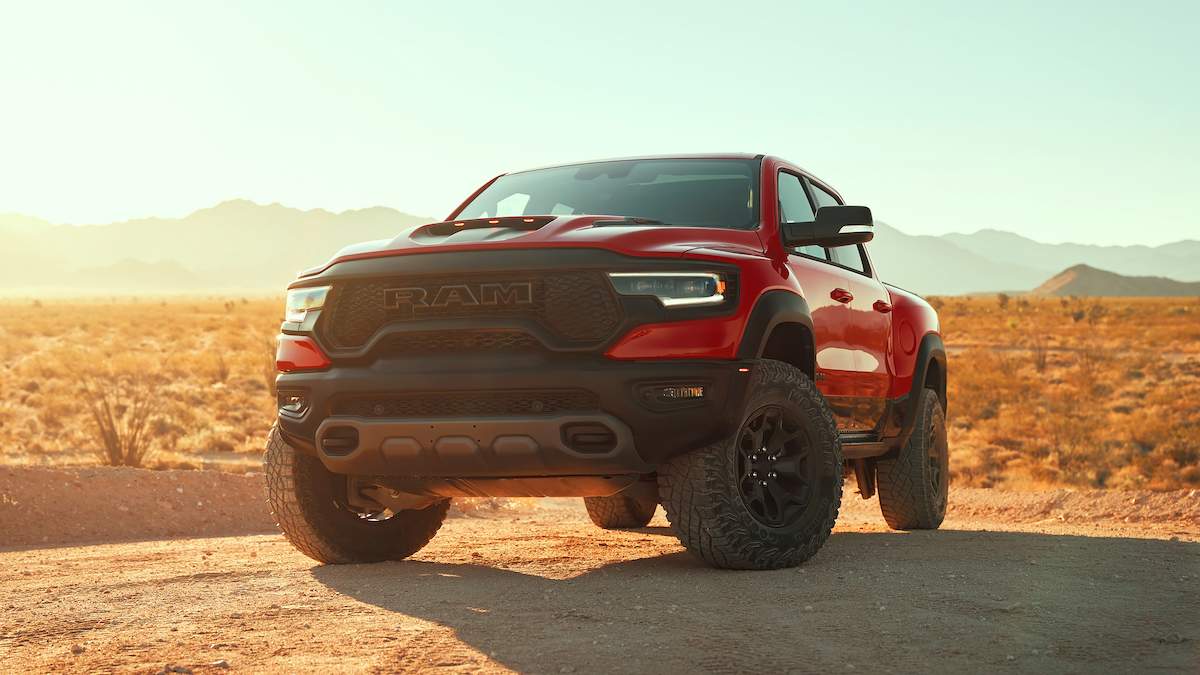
<box><xmin>265</xmin><ymin>154</ymin><xmax>947</xmax><ymax>570</ymax></box>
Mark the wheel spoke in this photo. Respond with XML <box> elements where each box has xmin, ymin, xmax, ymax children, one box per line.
<box><xmin>750</xmin><ymin>480</ymin><xmax>767</xmax><ymax>510</ymax></box>
<box><xmin>766</xmin><ymin>425</ymin><xmax>802</xmax><ymax>456</ymax></box>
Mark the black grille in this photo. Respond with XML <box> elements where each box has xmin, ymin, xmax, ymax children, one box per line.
<box><xmin>380</xmin><ymin>330</ymin><xmax>542</xmax><ymax>356</ymax></box>
<box><xmin>331</xmin><ymin>391</ymin><xmax>601</xmax><ymax>418</ymax></box>
<box><xmin>323</xmin><ymin>271</ymin><xmax>621</xmax><ymax>348</ymax></box>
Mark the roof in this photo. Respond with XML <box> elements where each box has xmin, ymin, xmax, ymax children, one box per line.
<box><xmin>508</xmin><ymin>153</ymin><xmax>765</xmax><ymax>175</ymax></box>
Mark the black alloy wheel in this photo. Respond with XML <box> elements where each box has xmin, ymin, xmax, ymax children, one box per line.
<box><xmin>737</xmin><ymin>405</ymin><xmax>815</xmax><ymax>528</ymax></box>
<box><xmin>659</xmin><ymin>359</ymin><xmax>843</xmax><ymax>570</ymax></box>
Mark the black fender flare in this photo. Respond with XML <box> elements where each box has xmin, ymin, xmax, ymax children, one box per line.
<box><xmin>887</xmin><ymin>333</ymin><xmax>946</xmax><ymax>454</ymax></box>
<box><xmin>735</xmin><ymin>290</ymin><xmax>815</xmax><ymax>373</ymax></box>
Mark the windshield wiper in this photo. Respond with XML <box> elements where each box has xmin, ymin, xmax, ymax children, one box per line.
<box><xmin>592</xmin><ymin>217</ymin><xmax>671</xmax><ymax>227</ymax></box>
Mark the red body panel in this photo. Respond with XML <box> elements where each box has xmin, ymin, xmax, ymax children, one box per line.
<box><xmin>883</xmin><ymin>284</ymin><xmax>941</xmax><ymax>399</ymax></box>
<box><xmin>277</xmin><ymin>335</ymin><xmax>331</xmax><ymax>372</ymax></box>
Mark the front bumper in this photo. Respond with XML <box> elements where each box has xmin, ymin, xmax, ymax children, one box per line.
<box><xmin>276</xmin><ymin>355</ymin><xmax>757</xmax><ymax>477</ymax></box>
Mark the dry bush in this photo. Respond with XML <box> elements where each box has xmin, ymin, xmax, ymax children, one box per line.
<box><xmin>76</xmin><ymin>352</ymin><xmax>168</xmax><ymax>467</ymax></box>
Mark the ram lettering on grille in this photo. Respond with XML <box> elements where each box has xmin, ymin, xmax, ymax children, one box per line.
<box><xmin>383</xmin><ymin>283</ymin><xmax>532</xmax><ymax>309</ymax></box>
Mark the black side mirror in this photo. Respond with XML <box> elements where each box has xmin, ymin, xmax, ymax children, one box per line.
<box><xmin>783</xmin><ymin>205</ymin><xmax>874</xmax><ymax>248</ymax></box>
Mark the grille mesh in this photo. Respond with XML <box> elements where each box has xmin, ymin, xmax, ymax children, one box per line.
<box><xmin>381</xmin><ymin>330</ymin><xmax>542</xmax><ymax>356</ymax></box>
<box><xmin>323</xmin><ymin>271</ymin><xmax>620</xmax><ymax>349</ymax></box>
<box><xmin>331</xmin><ymin>391</ymin><xmax>601</xmax><ymax>418</ymax></box>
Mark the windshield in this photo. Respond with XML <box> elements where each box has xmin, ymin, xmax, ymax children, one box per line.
<box><xmin>453</xmin><ymin>158</ymin><xmax>761</xmax><ymax>230</ymax></box>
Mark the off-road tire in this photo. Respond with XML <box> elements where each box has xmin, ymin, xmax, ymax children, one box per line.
<box><xmin>876</xmin><ymin>388</ymin><xmax>948</xmax><ymax>530</ymax></box>
<box><xmin>658</xmin><ymin>359</ymin><xmax>843</xmax><ymax>570</ymax></box>
<box><xmin>583</xmin><ymin>496</ymin><xmax>657</xmax><ymax>529</ymax></box>
<box><xmin>263</xmin><ymin>426</ymin><xmax>450</xmax><ymax>564</ymax></box>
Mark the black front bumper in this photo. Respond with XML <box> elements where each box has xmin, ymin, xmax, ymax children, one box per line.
<box><xmin>276</xmin><ymin>354</ymin><xmax>757</xmax><ymax>477</ymax></box>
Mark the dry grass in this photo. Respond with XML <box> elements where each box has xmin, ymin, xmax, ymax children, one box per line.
<box><xmin>3</xmin><ymin>295</ymin><xmax>1198</xmax><ymax>491</ymax></box>
<box><xmin>932</xmin><ymin>295</ymin><xmax>1200</xmax><ymax>491</ymax></box>
<box><xmin>0</xmin><ymin>297</ymin><xmax>280</xmax><ymax>472</ymax></box>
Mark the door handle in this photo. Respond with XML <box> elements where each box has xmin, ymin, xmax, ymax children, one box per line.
<box><xmin>873</xmin><ymin>300</ymin><xmax>892</xmax><ymax>313</ymax></box>
<box><xmin>831</xmin><ymin>288</ymin><xmax>853</xmax><ymax>304</ymax></box>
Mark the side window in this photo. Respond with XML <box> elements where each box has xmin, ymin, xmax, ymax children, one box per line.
<box><xmin>808</xmin><ymin>181</ymin><xmax>841</xmax><ymax>209</ymax></box>
<box><xmin>777</xmin><ymin>172</ymin><xmax>815</xmax><ymax>223</ymax></box>
<box><xmin>796</xmin><ymin>245</ymin><xmax>826</xmax><ymax>259</ymax></box>
<box><xmin>828</xmin><ymin>245</ymin><xmax>868</xmax><ymax>274</ymax></box>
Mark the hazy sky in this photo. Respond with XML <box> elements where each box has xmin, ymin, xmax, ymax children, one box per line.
<box><xmin>1</xmin><ymin>1</ymin><xmax>1196</xmax><ymax>246</ymax></box>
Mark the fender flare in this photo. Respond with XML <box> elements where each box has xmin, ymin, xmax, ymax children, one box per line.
<box><xmin>889</xmin><ymin>333</ymin><xmax>947</xmax><ymax>452</ymax></box>
<box><xmin>735</xmin><ymin>290</ymin><xmax>815</xmax><ymax>372</ymax></box>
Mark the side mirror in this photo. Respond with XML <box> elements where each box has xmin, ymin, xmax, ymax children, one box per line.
<box><xmin>783</xmin><ymin>205</ymin><xmax>874</xmax><ymax>248</ymax></box>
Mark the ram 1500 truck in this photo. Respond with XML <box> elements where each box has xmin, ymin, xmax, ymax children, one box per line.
<box><xmin>265</xmin><ymin>154</ymin><xmax>947</xmax><ymax>570</ymax></box>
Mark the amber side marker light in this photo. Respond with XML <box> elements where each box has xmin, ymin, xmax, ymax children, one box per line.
<box><xmin>426</xmin><ymin>216</ymin><xmax>555</xmax><ymax>236</ymax></box>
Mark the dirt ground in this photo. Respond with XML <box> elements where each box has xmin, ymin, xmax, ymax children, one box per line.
<box><xmin>1</xmin><ymin>468</ymin><xmax>1198</xmax><ymax>674</ymax></box>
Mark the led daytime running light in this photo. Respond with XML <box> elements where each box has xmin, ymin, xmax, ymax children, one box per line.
<box><xmin>285</xmin><ymin>286</ymin><xmax>331</xmax><ymax>323</ymax></box>
<box><xmin>607</xmin><ymin>272</ymin><xmax>726</xmax><ymax>307</ymax></box>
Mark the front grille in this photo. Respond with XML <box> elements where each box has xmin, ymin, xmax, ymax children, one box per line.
<box><xmin>380</xmin><ymin>330</ymin><xmax>542</xmax><ymax>356</ymax></box>
<box><xmin>331</xmin><ymin>391</ymin><xmax>601</xmax><ymax>418</ymax></box>
<box><xmin>323</xmin><ymin>271</ymin><xmax>621</xmax><ymax>349</ymax></box>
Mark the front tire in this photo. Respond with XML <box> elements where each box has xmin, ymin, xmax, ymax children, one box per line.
<box><xmin>658</xmin><ymin>360</ymin><xmax>843</xmax><ymax>570</ymax></box>
<box><xmin>876</xmin><ymin>388</ymin><xmax>948</xmax><ymax>530</ymax></box>
<box><xmin>583</xmin><ymin>496</ymin><xmax>657</xmax><ymax>529</ymax></box>
<box><xmin>263</xmin><ymin>426</ymin><xmax>450</xmax><ymax>564</ymax></box>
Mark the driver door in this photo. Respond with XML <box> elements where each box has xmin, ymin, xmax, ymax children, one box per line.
<box><xmin>778</xmin><ymin>171</ymin><xmax>858</xmax><ymax>430</ymax></box>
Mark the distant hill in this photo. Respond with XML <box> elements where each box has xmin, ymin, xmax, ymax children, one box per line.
<box><xmin>66</xmin><ymin>258</ymin><xmax>205</xmax><ymax>290</ymax></box>
<box><xmin>0</xmin><ymin>201</ymin><xmax>436</xmax><ymax>291</ymax></box>
<box><xmin>1026</xmin><ymin>264</ymin><xmax>1200</xmax><ymax>297</ymax></box>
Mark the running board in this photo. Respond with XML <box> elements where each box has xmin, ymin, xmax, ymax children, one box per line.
<box><xmin>841</xmin><ymin>442</ymin><xmax>887</xmax><ymax>459</ymax></box>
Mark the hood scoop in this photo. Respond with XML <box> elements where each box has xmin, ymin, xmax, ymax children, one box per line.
<box><xmin>410</xmin><ymin>216</ymin><xmax>555</xmax><ymax>245</ymax></box>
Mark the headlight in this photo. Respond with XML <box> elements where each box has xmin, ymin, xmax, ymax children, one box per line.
<box><xmin>285</xmin><ymin>286</ymin><xmax>331</xmax><ymax>323</ymax></box>
<box><xmin>607</xmin><ymin>272</ymin><xmax>726</xmax><ymax>307</ymax></box>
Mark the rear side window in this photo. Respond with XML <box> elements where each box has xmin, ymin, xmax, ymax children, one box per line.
<box><xmin>828</xmin><ymin>245</ymin><xmax>867</xmax><ymax>274</ymax></box>
<box><xmin>809</xmin><ymin>181</ymin><xmax>841</xmax><ymax>209</ymax></box>
<box><xmin>777</xmin><ymin>172</ymin><xmax>815</xmax><ymax>223</ymax></box>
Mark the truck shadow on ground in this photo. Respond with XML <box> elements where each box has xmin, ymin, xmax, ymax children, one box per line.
<box><xmin>310</xmin><ymin>529</ymin><xmax>1199</xmax><ymax>674</ymax></box>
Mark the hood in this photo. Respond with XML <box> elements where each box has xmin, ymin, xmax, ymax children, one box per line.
<box><xmin>299</xmin><ymin>215</ymin><xmax>766</xmax><ymax>277</ymax></box>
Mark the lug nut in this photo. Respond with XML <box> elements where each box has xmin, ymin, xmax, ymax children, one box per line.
<box><xmin>759</xmin><ymin>480</ymin><xmax>768</xmax><ymax>486</ymax></box>
<box><xmin>769</xmin><ymin>472</ymin><xmax>777</xmax><ymax>479</ymax></box>
<box><xmin>751</xmin><ymin>471</ymin><xmax>758</xmax><ymax>478</ymax></box>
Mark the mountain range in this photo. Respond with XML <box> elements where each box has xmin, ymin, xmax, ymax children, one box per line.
<box><xmin>1</xmin><ymin>201</ymin><xmax>1197</xmax><ymax>296</ymax></box>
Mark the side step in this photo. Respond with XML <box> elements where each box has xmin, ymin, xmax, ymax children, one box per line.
<box><xmin>839</xmin><ymin>433</ymin><xmax>888</xmax><ymax>459</ymax></box>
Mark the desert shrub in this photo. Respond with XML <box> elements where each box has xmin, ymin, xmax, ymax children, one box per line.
<box><xmin>75</xmin><ymin>350</ymin><xmax>170</xmax><ymax>467</ymax></box>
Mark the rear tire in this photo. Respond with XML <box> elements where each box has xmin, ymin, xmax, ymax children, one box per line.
<box><xmin>876</xmin><ymin>388</ymin><xmax>948</xmax><ymax>530</ymax></box>
<box><xmin>658</xmin><ymin>359</ymin><xmax>843</xmax><ymax>570</ymax></box>
<box><xmin>263</xmin><ymin>425</ymin><xmax>450</xmax><ymax>564</ymax></box>
<box><xmin>583</xmin><ymin>496</ymin><xmax>657</xmax><ymax>529</ymax></box>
